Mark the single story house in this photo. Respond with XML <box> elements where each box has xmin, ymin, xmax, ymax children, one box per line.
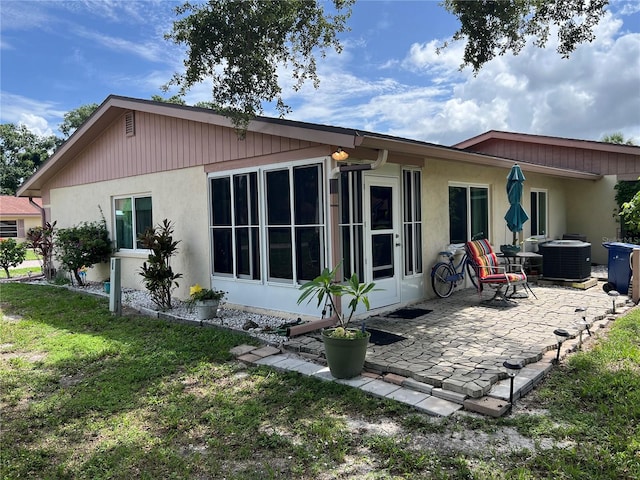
<box><xmin>0</xmin><ymin>196</ymin><xmax>43</xmax><ymax>241</ymax></box>
<box><xmin>16</xmin><ymin>95</ymin><xmax>637</xmax><ymax>317</ymax></box>
<box><xmin>455</xmin><ymin>131</ymin><xmax>640</xmax><ymax>264</ymax></box>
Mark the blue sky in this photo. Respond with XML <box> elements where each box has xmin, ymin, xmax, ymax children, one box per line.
<box><xmin>1</xmin><ymin>0</ymin><xmax>639</xmax><ymax>146</ymax></box>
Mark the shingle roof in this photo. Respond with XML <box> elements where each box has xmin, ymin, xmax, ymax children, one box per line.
<box><xmin>0</xmin><ymin>196</ymin><xmax>42</xmax><ymax>216</ymax></box>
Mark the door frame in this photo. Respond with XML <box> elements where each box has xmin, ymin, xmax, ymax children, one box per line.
<box><xmin>363</xmin><ymin>174</ymin><xmax>402</xmax><ymax>309</ymax></box>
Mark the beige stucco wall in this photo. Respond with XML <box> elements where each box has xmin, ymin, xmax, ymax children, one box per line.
<box><xmin>423</xmin><ymin>160</ymin><xmax>569</xmax><ymax>251</ymax></box>
<box><xmin>421</xmin><ymin>159</ymin><xmax>583</xmax><ymax>295</ymax></box>
<box><xmin>564</xmin><ymin>175</ymin><xmax>619</xmax><ymax>265</ymax></box>
<box><xmin>48</xmin><ymin>166</ymin><xmax>210</xmax><ymax>299</ymax></box>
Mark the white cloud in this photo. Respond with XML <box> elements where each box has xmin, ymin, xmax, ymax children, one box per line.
<box><xmin>277</xmin><ymin>9</ymin><xmax>640</xmax><ymax>145</ymax></box>
<box><xmin>0</xmin><ymin>92</ymin><xmax>65</xmax><ymax>136</ymax></box>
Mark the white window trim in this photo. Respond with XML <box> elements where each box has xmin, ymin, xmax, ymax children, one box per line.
<box><xmin>530</xmin><ymin>188</ymin><xmax>548</xmax><ymax>237</ymax></box>
<box><xmin>208</xmin><ymin>157</ymin><xmax>329</xmax><ymax>287</ymax></box>
<box><xmin>448</xmin><ymin>182</ymin><xmax>491</xmax><ymax>242</ymax></box>
<box><xmin>112</xmin><ymin>193</ymin><xmax>152</xmax><ymax>252</ymax></box>
<box><xmin>402</xmin><ymin>168</ymin><xmax>423</xmax><ymax>277</ymax></box>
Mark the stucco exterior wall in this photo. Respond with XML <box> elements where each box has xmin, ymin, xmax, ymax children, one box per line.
<box><xmin>564</xmin><ymin>175</ymin><xmax>619</xmax><ymax>264</ymax></box>
<box><xmin>422</xmin><ymin>159</ymin><xmax>574</xmax><ymax>295</ymax></box>
<box><xmin>48</xmin><ymin>166</ymin><xmax>209</xmax><ymax>298</ymax></box>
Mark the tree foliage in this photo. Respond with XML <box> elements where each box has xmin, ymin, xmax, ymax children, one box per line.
<box><xmin>165</xmin><ymin>0</ymin><xmax>354</xmax><ymax>129</ymax></box>
<box><xmin>138</xmin><ymin>219</ymin><xmax>183</xmax><ymax>310</ymax></box>
<box><xmin>442</xmin><ymin>0</ymin><xmax>608</xmax><ymax>73</ymax></box>
<box><xmin>0</xmin><ymin>239</ymin><xmax>28</xmax><ymax>278</ymax></box>
<box><xmin>601</xmin><ymin>132</ymin><xmax>636</xmax><ymax>146</ymax></box>
<box><xmin>58</xmin><ymin>103</ymin><xmax>99</xmax><ymax>139</ymax></box>
<box><xmin>0</xmin><ymin>124</ymin><xmax>58</xmax><ymax>195</ymax></box>
<box><xmin>165</xmin><ymin>1</ymin><xmax>608</xmax><ymax>127</ymax></box>
<box><xmin>55</xmin><ymin>218</ymin><xmax>112</xmax><ymax>286</ymax></box>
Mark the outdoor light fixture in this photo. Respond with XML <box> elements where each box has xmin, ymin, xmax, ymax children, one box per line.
<box><xmin>608</xmin><ymin>290</ymin><xmax>620</xmax><ymax>314</ymax></box>
<box><xmin>331</xmin><ymin>148</ymin><xmax>349</xmax><ymax>161</ymax></box>
<box><xmin>553</xmin><ymin>328</ymin><xmax>571</xmax><ymax>364</ymax></box>
<box><xmin>574</xmin><ymin>307</ymin><xmax>591</xmax><ymax>348</ymax></box>
<box><xmin>503</xmin><ymin>359</ymin><xmax>523</xmax><ymax>406</ymax></box>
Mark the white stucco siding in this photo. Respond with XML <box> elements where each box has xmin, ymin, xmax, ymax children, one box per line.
<box><xmin>48</xmin><ymin>166</ymin><xmax>210</xmax><ymax>299</ymax></box>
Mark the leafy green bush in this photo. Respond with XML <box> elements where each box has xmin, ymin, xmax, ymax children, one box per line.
<box><xmin>138</xmin><ymin>219</ymin><xmax>183</xmax><ymax>310</ymax></box>
<box><xmin>55</xmin><ymin>219</ymin><xmax>112</xmax><ymax>285</ymax></box>
<box><xmin>0</xmin><ymin>238</ymin><xmax>27</xmax><ymax>278</ymax></box>
<box><xmin>26</xmin><ymin>221</ymin><xmax>56</xmax><ymax>279</ymax></box>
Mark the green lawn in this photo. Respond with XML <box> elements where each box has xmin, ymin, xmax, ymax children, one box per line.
<box><xmin>0</xmin><ymin>249</ymin><xmax>41</xmax><ymax>279</ymax></box>
<box><xmin>1</xmin><ymin>283</ymin><xmax>638</xmax><ymax>479</ymax></box>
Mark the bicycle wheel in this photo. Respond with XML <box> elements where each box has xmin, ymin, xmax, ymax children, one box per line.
<box><xmin>431</xmin><ymin>263</ymin><xmax>455</xmax><ymax>298</ymax></box>
<box><xmin>465</xmin><ymin>259</ymin><xmax>479</xmax><ymax>290</ymax></box>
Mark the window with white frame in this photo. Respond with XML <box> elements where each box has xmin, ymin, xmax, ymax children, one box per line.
<box><xmin>530</xmin><ymin>189</ymin><xmax>548</xmax><ymax>236</ymax></box>
<box><xmin>0</xmin><ymin>220</ymin><xmax>18</xmax><ymax>238</ymax></box>
<box><xmin>210</xmin><ymin>172</ymin><xmax>261</xmax><ymax>279</ymax></box>
<box><xmin>114</xmin><ymin>195</ymin><xmax>153</xmax><ymax>250</ymax></box>
<box><xmin>403</xmin><ymin>169</ymin><xmax>422</xmax><ymax>275</ymax></box>
<box><xmin>209</xmin><ymin>163</ymin><xmax>325</xmax><ymax>284</ymax></box>
<box><xmin>265</xmin><ymin>164</ymin><xmax>324</xmax><ymax>283</ymax></box>
<box><xmin>448</xmin><ymin>184</ymin><xmax>489</xmax><ymax>243</ymax></box>
<box><xmin>339</xmin><ymin>170</ymin><xmax>365</xmax><ymax>282</ymax></box>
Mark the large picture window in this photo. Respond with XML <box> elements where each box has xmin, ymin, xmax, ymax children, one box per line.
<box><xmin>211</xmin><ymin>172</ymin><xmax>261</xmax><ymax>279</ymax></box>
<box><xmin>530</xmin><ymin>189</ymin><xmax>548</xmax><ymax>236</ymax></box>
<box><xmin>210</xmin><ymin>163</ymin><xmax>324</xmax><ymax>284</ymax></box>
<box><xmin>114</xmin><ymin>195</ymin><xmax>152</xmax><ymax>250</ymax></box>
<box><xmin>403</xmin><ymin>170</ymin><xmax>422</xmax><ymax>276</ymax></box>
<box><xmin>449</xmin><ymin>185</ymin><xmax>489</xmax><ymax>243</ymax></box>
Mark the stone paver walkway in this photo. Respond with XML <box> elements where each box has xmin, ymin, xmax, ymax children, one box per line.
<box><xmin>251</xmin><ymin>281</ymin><xmax>632</xmax><ymax>416</ymax></box>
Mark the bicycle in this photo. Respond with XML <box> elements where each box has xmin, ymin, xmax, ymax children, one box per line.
<box><xmin>431</xmin><ymin>244</ymin><xmax>479</xmax><ymax>298</ymax></box>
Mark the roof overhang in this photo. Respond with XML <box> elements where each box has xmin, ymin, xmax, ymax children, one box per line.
<box><xmin>17</xmin><ymin>96</ymin><xmax>601</xmax><ymax>197</ymax></box>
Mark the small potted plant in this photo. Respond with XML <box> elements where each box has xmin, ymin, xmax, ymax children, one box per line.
<box><xmin>188</xmin><ymin>284</ymin><xmax>226</xmax><ymax>320</ymax></box>
<box><xmin>297</xmin><ymin>263</ymin><xmax>377</xmax><ymax>379</ymax></box>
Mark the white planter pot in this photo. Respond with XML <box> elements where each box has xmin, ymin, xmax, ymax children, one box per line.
<box><xmin>195</xmin><ymin>299</ymin><xmax>220</xmax><ymax>320</ymax></box>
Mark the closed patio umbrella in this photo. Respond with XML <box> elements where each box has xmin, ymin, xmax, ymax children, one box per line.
<box><xmin>504</xmin><ymin>164</ymin><xmax>529</xmax><ymax>245</ymax></box>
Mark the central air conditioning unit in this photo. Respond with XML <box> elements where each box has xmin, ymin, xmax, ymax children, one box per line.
<box><xmin>538</xmin><ymin>240</ymin><xmax>591</xmax><ymax>282</ymax></box>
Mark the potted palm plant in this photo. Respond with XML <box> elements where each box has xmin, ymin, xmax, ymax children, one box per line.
<box><xmin>188</xmin><ymin>284</ymin><xmax>226</xmax><ymax>320</ymax></box>
<box><xmin>297</xmin><ymin>264</ymin><xmax>377</xmax><ymax>379</ymax></box>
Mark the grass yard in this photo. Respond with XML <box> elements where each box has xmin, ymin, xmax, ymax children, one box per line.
<box><xmin>0</xmin><ymin>249</ymin><xmax>41</xmax><ymax>279</ymax></box>
<box><xmin>1</xmin><ymin>283</ymin><xmax>639</xmax><ymax>479</ymax></box>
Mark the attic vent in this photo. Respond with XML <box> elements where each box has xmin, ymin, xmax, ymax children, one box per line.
<box><xmin>125</xmin><ymin>111</ymin><xmax>135</xmax><ymax>136</ymax></box>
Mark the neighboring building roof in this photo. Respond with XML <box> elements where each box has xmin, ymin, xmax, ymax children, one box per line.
<box><xmin>17</xmin><ymin>96</ymin><xmax>601</xmax><ymax>197</ymax></box>
<box><xmin>454</xmin><ymin>130</ymin><xmax>640</xmax><ymax>179</ymax></box>
<box><xmin>0</xmin><ymin>196</ymin><xmax>42</xmax><ymax>216</ymax></box>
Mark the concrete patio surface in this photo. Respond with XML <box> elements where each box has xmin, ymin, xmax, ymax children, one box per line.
<box><xmin>265</xmin><ymin>280</ymin><xmax>634</xmax><ymax>415</ymax></box>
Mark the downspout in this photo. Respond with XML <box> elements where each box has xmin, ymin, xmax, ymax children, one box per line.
<box><xmin>29</xmin><ymin>196</ymin><xmax>45</xmax><ymax>228</ymax></box>
<box><xmin>330</xmin><ymin>148</ymin><xmax>388</xmax><ymax>178</ymax></box>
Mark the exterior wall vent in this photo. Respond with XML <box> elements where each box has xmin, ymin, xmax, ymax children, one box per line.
<box><xmin>125</xmin><ymin>111</ymin><xmax>135</xmax><ymax>137</ymax></box>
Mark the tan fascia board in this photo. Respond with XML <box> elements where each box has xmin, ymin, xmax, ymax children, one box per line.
<box><xmin>358</xmin><ymin>135</ymin><xmax>602</xmax><ymax>180</ymax></box>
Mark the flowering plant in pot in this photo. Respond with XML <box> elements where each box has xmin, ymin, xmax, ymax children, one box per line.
<box><xmin>297</xmin><ymin>263</ymin><xmax>377</xmax><ymax>378</ymax></box>
<box><xmin>188</xmin><ymin>284</ymin><xmax>226</xmax><ymax>320</ymax></box>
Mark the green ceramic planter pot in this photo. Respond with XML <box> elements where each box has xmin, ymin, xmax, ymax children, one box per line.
<box><xmin>321</xmin><ymin>328</ymin><xmax>371</xmax><ymax>379</ymax></box>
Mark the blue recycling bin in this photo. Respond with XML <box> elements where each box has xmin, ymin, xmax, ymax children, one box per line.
<box><xmin>602</xmin><ymin>242</ymin><xmax>639</xmax><ymax>293</ymax></box>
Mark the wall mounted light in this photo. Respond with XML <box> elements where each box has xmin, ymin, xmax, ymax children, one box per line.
<box><xmin>503</xmin><ymin>359</ymin><xmax>523</xmax><ymax>406</ymax></box>
<box><xmin>553</xmin><ymin>328</ymin><xmax>571</xmax><ymax>364</ymax></box>
<box><xmin>331</xmin><ymin>148</ymin><xmax>349</xmax><ymax>161</ymax></box>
